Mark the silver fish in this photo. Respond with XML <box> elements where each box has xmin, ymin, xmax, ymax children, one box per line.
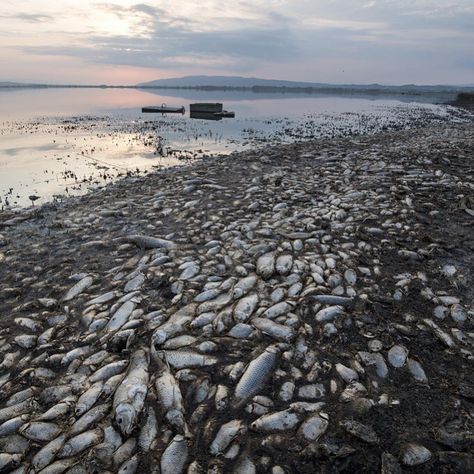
<box><xmin>156</xmin><ymin>350</ymin><xmax>218</xmax><ymax>370</ymax></box>
<box><xmin>233</xmin><ymin>293</ymin><xmax>259</xmax><ymax>322</ymax></box>
<box><xmin>256</xmin><ymin>252</ymin><xmax>275</xmax><ymax>279</ymax></box>
<box><xmin>251</xmin><ymin>409</ymin><xmax>301</xmax><ymax>432</ymax></box>
<box><xmin>32</xmin><ymin>434</ymin><xmax>67</xmax><ymax>471</ymax></box>
<box><xmin>161</xmin><ymin>435</ymin><xmax>188</xmax><ymax>474</ymax></box>
<box><xmin>234</xmin><ymin>345</ymin><xmax>279</xmax><ymax>408</ymax></box>
<box><xmin>69</xmin><ymin>404</ymin><xmax>109</xmax><ymax>436</ymax></box>
<box><xmin>210</xmin><ymin>420</ymin><xmax>246</xmax><ymax>455</ymax></box>
<box><xmin>59</xmin><ymin>428</ymin><xmax>103</xmax><ymax>458</ymax></box>
<box><xmin>106</xmin><ymin>301</ymin><xmax>135</xmax><ymax>332</ymax></box>
<box><xmin>63</xmin><ymin>275</ymin><xmax>93</xmax><ymax>302</ymax></box>
<box><xmin>20</xmin><ymin>421</ymin><xmax>62</xmax><ymax>442</ymax></box>
<box><xmin>155</xmin><ymin>366</ymin><xmax>187</xmax><ymax>433</ymax></box>
<box><xmin>125</xmin><ymin>234</ymin><xmax>177</xmax><ymax>250</ymax></box>
<box><xmin>232</xmin><ymin>275</ymin><xmax>257</xmax><ymax>299</ymax></box>
<box><xmin>113</xmin><ymin>349</ymin><xmax>149</xmax><ymax>436</ymax></box>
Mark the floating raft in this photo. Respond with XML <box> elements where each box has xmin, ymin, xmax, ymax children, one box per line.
<box><xmin>190</xmin><ymin>103</ymin><xmax>223</xmax><ymax>113</ymax></box>
<box><xmin>142</xmin><ymin>105</ymin><xmax>185</xmax><ymax>114</ymax></box>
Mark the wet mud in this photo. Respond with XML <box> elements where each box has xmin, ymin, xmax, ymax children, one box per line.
<box><xmin>0</xmin><ymin>123</ymin><xmax>473</xmax><ymax>473</ymax></box>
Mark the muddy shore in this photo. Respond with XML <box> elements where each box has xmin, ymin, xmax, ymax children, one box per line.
<box><xmin>0</xmin><ymin>123</ymin><xmax>473</xmax><ymax>473</ymax></box>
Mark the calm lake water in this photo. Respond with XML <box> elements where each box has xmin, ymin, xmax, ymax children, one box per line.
<box><xmin>0</xmin><ymin>87</ymin><xmax>471</xmax><ymax>208</ymax></box>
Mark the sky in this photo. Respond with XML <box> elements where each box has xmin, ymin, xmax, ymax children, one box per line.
<box><xmin>0</xmin><ymin>0</ymin><xmax>473</xmax><ymax>85</ymax></box>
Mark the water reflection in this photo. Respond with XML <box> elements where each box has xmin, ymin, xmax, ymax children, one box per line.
<box><xmin>190</xmin><ymin>111</ymin><xmax>222</xmax><ymax>121</ymax></box>
<box><xmin>0</xmin><ymin>87</ymin><xmax>470</xmax><ymax>209</ymax></box>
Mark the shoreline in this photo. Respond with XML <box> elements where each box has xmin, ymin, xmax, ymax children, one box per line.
<box><xmin>0</xmin><ymin>123</ymin><xmax>473</xmax><ymax>472</ymax></box>
<box><xmin>1</xmin><ymin>92</ymin><xmax>472</xmax><ymax>209</ymax></box>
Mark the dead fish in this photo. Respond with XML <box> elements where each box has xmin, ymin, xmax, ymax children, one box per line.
<box><xmin>251</xmin><ymin>409</ymin><xmax>301</xmax><ymax>432</ymax></box>
<box><xmin>387</xmin><ymin>345</ymin><xmax>408</xmax><ymax>368</ymax></box>
<box><xmin>61</xmin><ymin>346</ymin><xmax>92</xmax><ymax>366</ymax></box>
<box><xmin>125</xmin><ymin>234</ymin><xmax>177</xmax><ymax>250</ymax></box>
<box><xmin>89</xmin><ymin>360</ymin><xmax>128</xmax><ymax>383</ymax></box>
<box><xmin>423</xmin><ymin>319</ymin><xmax>456</xmax><ymax>348</ymax></box>
<box><xmin>106</xmin><ymin>301</ymin><xmax>136</xmax><ymax>332</ymax></box>
<box><xmin>407</xmin><ymin>359</ymin><xmax>428</xmax><ymax>382</ymax></box>
<box><xmin>252</xmin><ymin>318</ymin><xmax>296</xmax><ymax>342</ymax></box>
<box><xmin>20</xmin><ymin>421</ymin><xmax>62</xmax><ymax>442</ymax></box>
<box><xmin>341</xmin><ymin>420</ymin><xmax>379</xmax><ymax>444</ymax></box>
<box><xmin>262</xmin><ymin>302</ymin><xmax>291</xmax><ymax>320</ymax></box>
<box><xmin>275</xmin><ymin>254</ymin><xmax>293</xmax><ymax>275</ymax></box>
<box><xmin>0</xmin><ymin>454</ymin><xmax>22</xmax><ymax>472</ymax></box>
<box><xmin>59</xmin><ymin>428</ymin><xmax>103</xmax><ymax>458</ymax></box>
<box><xmin>400</xmin><ymin>443</ymin><xmax>432</xmax><ymax>466</ymax></box>
<box><xmin>37</xmin><ymin>397</ymin><xmax>75</xmax><ymax>421</ymax></box>
<box><xmin>0</xmin><ymin>399</ymin><xmax>35</xmax><ymax>423</ymax></box>
<box><xmin>210</xmin><ymin>420</ymin><xmax>246</xmax><ymax>455</ymax></box>
<box><xmin>232</xmin><ymin>275</ymin><xmax>257</xmax><ymax>299</ymax></box>
<box><xmin>298</xmin><ymin>413</ymin><xmax>329</xmax><ymax>441</ymax></box>
<box><xmin>75</xmin><ymin>382</ymin><xmax>103</xmax><ymax>416</ymax></box>
<box><xmin>138</xmin><ymin>406</ymin><xmax>158</xmax><ymax>452</ymax></box>
<box><xmin>234</xmin><ymin>345</ymin><xmax>279</xmax><ymax>408</ymax></box>
<box><xmin>156</xmin><ymin>350</ymin><xmax>218</xmax><ymax>369</ymax></box>
<box><xmin>113</xmin><ymin>349</ymin><xmax>149</xmax><ymax>436</ymax></box>
<box><xmin>69</xmin><ymin>404</ymin><xmax>109</xmax><ymax>436</ymax></box>
<box><xmin>179</xmin><ymin>263</ymin><xmax>200</xmax><ymax>280</ymax></box>
<box><xmin>155</xmin><ymin>366</ymin><xmax>187</xmax><ymax>433</ymax></box>
<box><xmin>194</xmin><ymin>288</ymin><xmax>222</xmax><ymax>303</ymax></box>
<box><xmin>0</xmin><ymin>415</ymin><xmax>29</xmax><ymax>436</ymax></box>
<box><xmin>312</xmin><ymin>295</ymin><xmax>353</xmax><ymax>306</ymax></box>
<box><xmin>5</xmin><ymin>388</ymin><xmax>36</xmax><ymax>407</ymax></box>
<box><xmin>315</xmin><ymin>306</ymin><xmax>343</xmax><ymax>322</ymax></box>
<box><xmin>112</xmin><ymin>437</ymin><xmax>136</xmax><ymax>469</ymax></box>
<box><xmin>161</xmin><ymin>435</ymin><xmax>188</xmax><ymax>474</ymax></box>
<box><xmin>257</xmin><ymin>252</ymin><xmax>275</xmax><ymax>279</ymax></box>
<box><xmin>63</xmin><ymin>275</ymin><xmax>93</xmax><ymax>302</ymax></box>
<box><xmin>86</xmin><ymin>291</ymin><xmax>118</xmax><ymax>306</ymax></box>
<box><xmin>233</xmin><ymin>293</ymin><xmax>259</xmax><ymax>322</ymax></box>
<box><xmin>152</xmin><ymin>304</ymin><xmax>196</xmax><ymax>345</ymax></box>
<box><xmin>335</xmin><ymin>363</ymin><xmax>359</xmax><ymax>383</ymax></box>
<box><xmin>118</xmin><ymin>455</ymin><xmax>139</xmax><ymax>474</ymax></box>
<box><xmin>32</xmin><ymin>434</ymin><xmax>67</xmax><ymax>471</ymax></box>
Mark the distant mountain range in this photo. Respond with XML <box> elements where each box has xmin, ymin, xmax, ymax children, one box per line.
<box><xmin>138</xmin><ymin>75</ymin><xmax>326</xmax><ymax>88</ymax></box>
<box><xmin>0</xmin><ymin>81</ymin><xmax>50</xmax><ymax>88</ymax></box>
<box><xmin>1</xmin><ymin>77</ymin><xmax>473</xmax><ymax>96</ymax></box>
<box><xmin>0</xmin><ymin>81</ymin><xmax>27</xmax><ymax>86</ymax></box>
<box><xmin>137</xmin><ymin>75</ymin><xmax>474</xmax><ymax>93</ymax></box>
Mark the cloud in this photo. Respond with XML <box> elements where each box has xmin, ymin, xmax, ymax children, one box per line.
<box><xmin>22</xmin><ymin>22</ymin><xmax>301</xmax><ymax>72</ymax></box>
<box><xmin>1</xmin><ymin>1</ymin><xmax>474</xmax><ymax>83</ymax></box>
<box><xmin>0</xmin><ymin>12</ymin><xmax>53</xmax><ymax>23</ymax></box>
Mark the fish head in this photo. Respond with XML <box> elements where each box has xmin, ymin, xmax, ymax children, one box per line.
<box><xmin>166</xmin><ymin>409</ymin><xmax>185</xmax><ymax>433</ymax></box>
<box><xmin>115</xmin><ymin>403</ymin><xmax>136</xmax><ymax>435</ymax></box>
<box><xmin>232</xmin><ymin>288</ymin><xmax>243</xmax><ymax>299</ymax></box>
<box><xmin>152</xmin><ymin>329</ymin><xmax>167</xmax><ymax>346</ymax></box>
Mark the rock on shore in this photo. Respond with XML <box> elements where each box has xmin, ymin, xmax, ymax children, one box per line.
<box><xmin>0</xmin><ymin>124</ymin><xmax>473</xmax><ymax>473</ymax></box>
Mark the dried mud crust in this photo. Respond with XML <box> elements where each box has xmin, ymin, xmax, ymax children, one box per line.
<box><xmin>0</xmin><ymin>123</ymin><xmax>473</xmax><ymax>473</ymax></box>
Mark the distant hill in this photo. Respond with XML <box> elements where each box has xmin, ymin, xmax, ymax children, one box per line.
<box><xmin>138</xmin><ymin>75</ymin><xmax>325</xmax><ymax>88</ymax></box>
<box><xmin>0</xmin><ymin>81</ymin><xmax>49</xmax><ymax>88</ymax></box>
<box><xmin>137</xmin><ymin>75</ymin><xmax>474</xmax><ymax>94</ymax></box>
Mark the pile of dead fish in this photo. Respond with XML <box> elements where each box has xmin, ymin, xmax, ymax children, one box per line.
<box><xmin>0</xmin><ymin>123</ymin><xmax>473</xmax><ymax>473</ymax></box>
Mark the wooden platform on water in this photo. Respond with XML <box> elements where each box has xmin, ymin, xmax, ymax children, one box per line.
<box><xmin>190</xmin><ymin>103</ymin><xmax>223</xmax><ymax>113</ymax></box>
<box><xmin>142</xmin><ymin>105</ymin><xmax>185</xmax><ymax>114</ymax></box>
